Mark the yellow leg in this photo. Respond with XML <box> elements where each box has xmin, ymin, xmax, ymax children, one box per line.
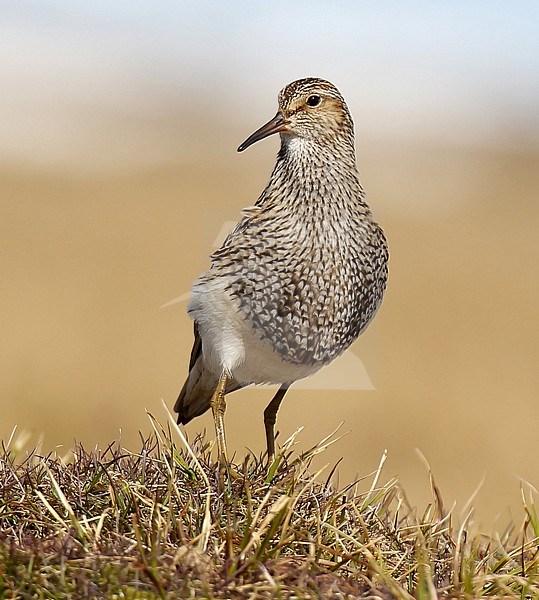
<box><xmin>210</xmin><ymin>372</ymin><xmax>229</xmax><ymax>466</ymax></box>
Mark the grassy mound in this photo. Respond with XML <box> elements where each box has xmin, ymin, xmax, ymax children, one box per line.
<box><xmin>1</xmin><ymin>414</ymin><xmax>538</xmax><ymax>599</ymax></box>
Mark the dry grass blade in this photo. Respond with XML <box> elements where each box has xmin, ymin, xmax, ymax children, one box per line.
<box><xmin>160</xmin><ymin>399</ymin><xmax>212</xmax><ymax>553</ymax></box>
<box><xmin>1</xmin><ymin>418</ymin><xmax>539</xmax><ymax>599</ymax></box>
<box><xmin>35</xmin><ymin>463</ymin><xmax>90</xmax><ymax>548</ymax></box>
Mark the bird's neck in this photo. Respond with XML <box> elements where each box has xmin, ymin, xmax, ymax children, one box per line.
<box><xmin>258</xmin><ymin>135</ymin><xmax>369</xmax><ymax>217</ymax></box>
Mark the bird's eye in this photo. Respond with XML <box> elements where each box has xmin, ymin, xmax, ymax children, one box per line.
<box><xmin>306</xmin><ymin>94</ymin><xmax>321</xmax><ymax>107</ymax></box>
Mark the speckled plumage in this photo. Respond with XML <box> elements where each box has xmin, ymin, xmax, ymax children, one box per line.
<box><xmin>175</xmin><ymin>78</ymin><xmax>388</xmax><ymax>445</ymax></box>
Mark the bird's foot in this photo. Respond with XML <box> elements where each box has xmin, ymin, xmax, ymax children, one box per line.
<box><xmin>216</xmin><ymin>457</ymin><xmax>243</xmax><ymax>492</ymax></box>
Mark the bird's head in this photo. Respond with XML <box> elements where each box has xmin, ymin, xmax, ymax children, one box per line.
<box><xmin>238</xmin><ymin>78</ymin><xmax>354</xmax><ymax>153</ymax></box>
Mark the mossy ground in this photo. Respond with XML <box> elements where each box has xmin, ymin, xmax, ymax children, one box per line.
<box><xmin>1</xmin><ymin>414</ymin><xmax>538</xmax><ymax>599</ymax></box>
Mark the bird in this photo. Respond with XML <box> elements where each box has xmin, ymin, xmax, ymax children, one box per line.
<box><xmin>175</xmin><ymin>77</ymin><xmax>388</xmax><ymax>467</ymax></box>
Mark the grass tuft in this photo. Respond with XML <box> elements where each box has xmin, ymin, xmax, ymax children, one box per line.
<box><xmin>1</xmin><ymin>418</ymin><xmax>538</xmax><ymax>599</ymax></box>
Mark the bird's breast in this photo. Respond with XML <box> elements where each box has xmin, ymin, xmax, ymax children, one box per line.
<box><xmin>221</xmin><ymin>217</ymin><xmax>388</xmax><ymax>367</ymax></box>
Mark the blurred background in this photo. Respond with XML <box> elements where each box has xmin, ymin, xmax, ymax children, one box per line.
<box><xmin>2</xmin><ymin>1</ymin><xmax>539</xmax><ymax>529</ymax></box>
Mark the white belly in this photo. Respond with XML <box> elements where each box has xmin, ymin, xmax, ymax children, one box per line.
<box><xmin>188</xmin><ymin>278</ymin><xmax>321</xmax><ymax>385</ymax></box>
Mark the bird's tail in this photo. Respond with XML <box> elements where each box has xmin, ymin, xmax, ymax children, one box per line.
<box><xmin>175</xmin><ymin>357</ymin><xmax>240</xmax><ymax>425</ymax></box>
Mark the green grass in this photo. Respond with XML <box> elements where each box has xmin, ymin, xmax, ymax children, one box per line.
<box><xmin>1</xmin><ymin>413</ymin><xmax>538</xmax><ymax>599</ymax></box>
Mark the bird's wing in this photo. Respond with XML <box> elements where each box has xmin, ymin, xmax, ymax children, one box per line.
<box><xmin>188</xmin><ymin>321</ymin><xmax>202</xmax><ymax>370</ymax></box>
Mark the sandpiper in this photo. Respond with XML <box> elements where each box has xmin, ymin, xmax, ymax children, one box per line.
<box><xmin>175</xmin><ymin>77</ymin><xmax>388</xmax><ymax>465</ymax></box>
